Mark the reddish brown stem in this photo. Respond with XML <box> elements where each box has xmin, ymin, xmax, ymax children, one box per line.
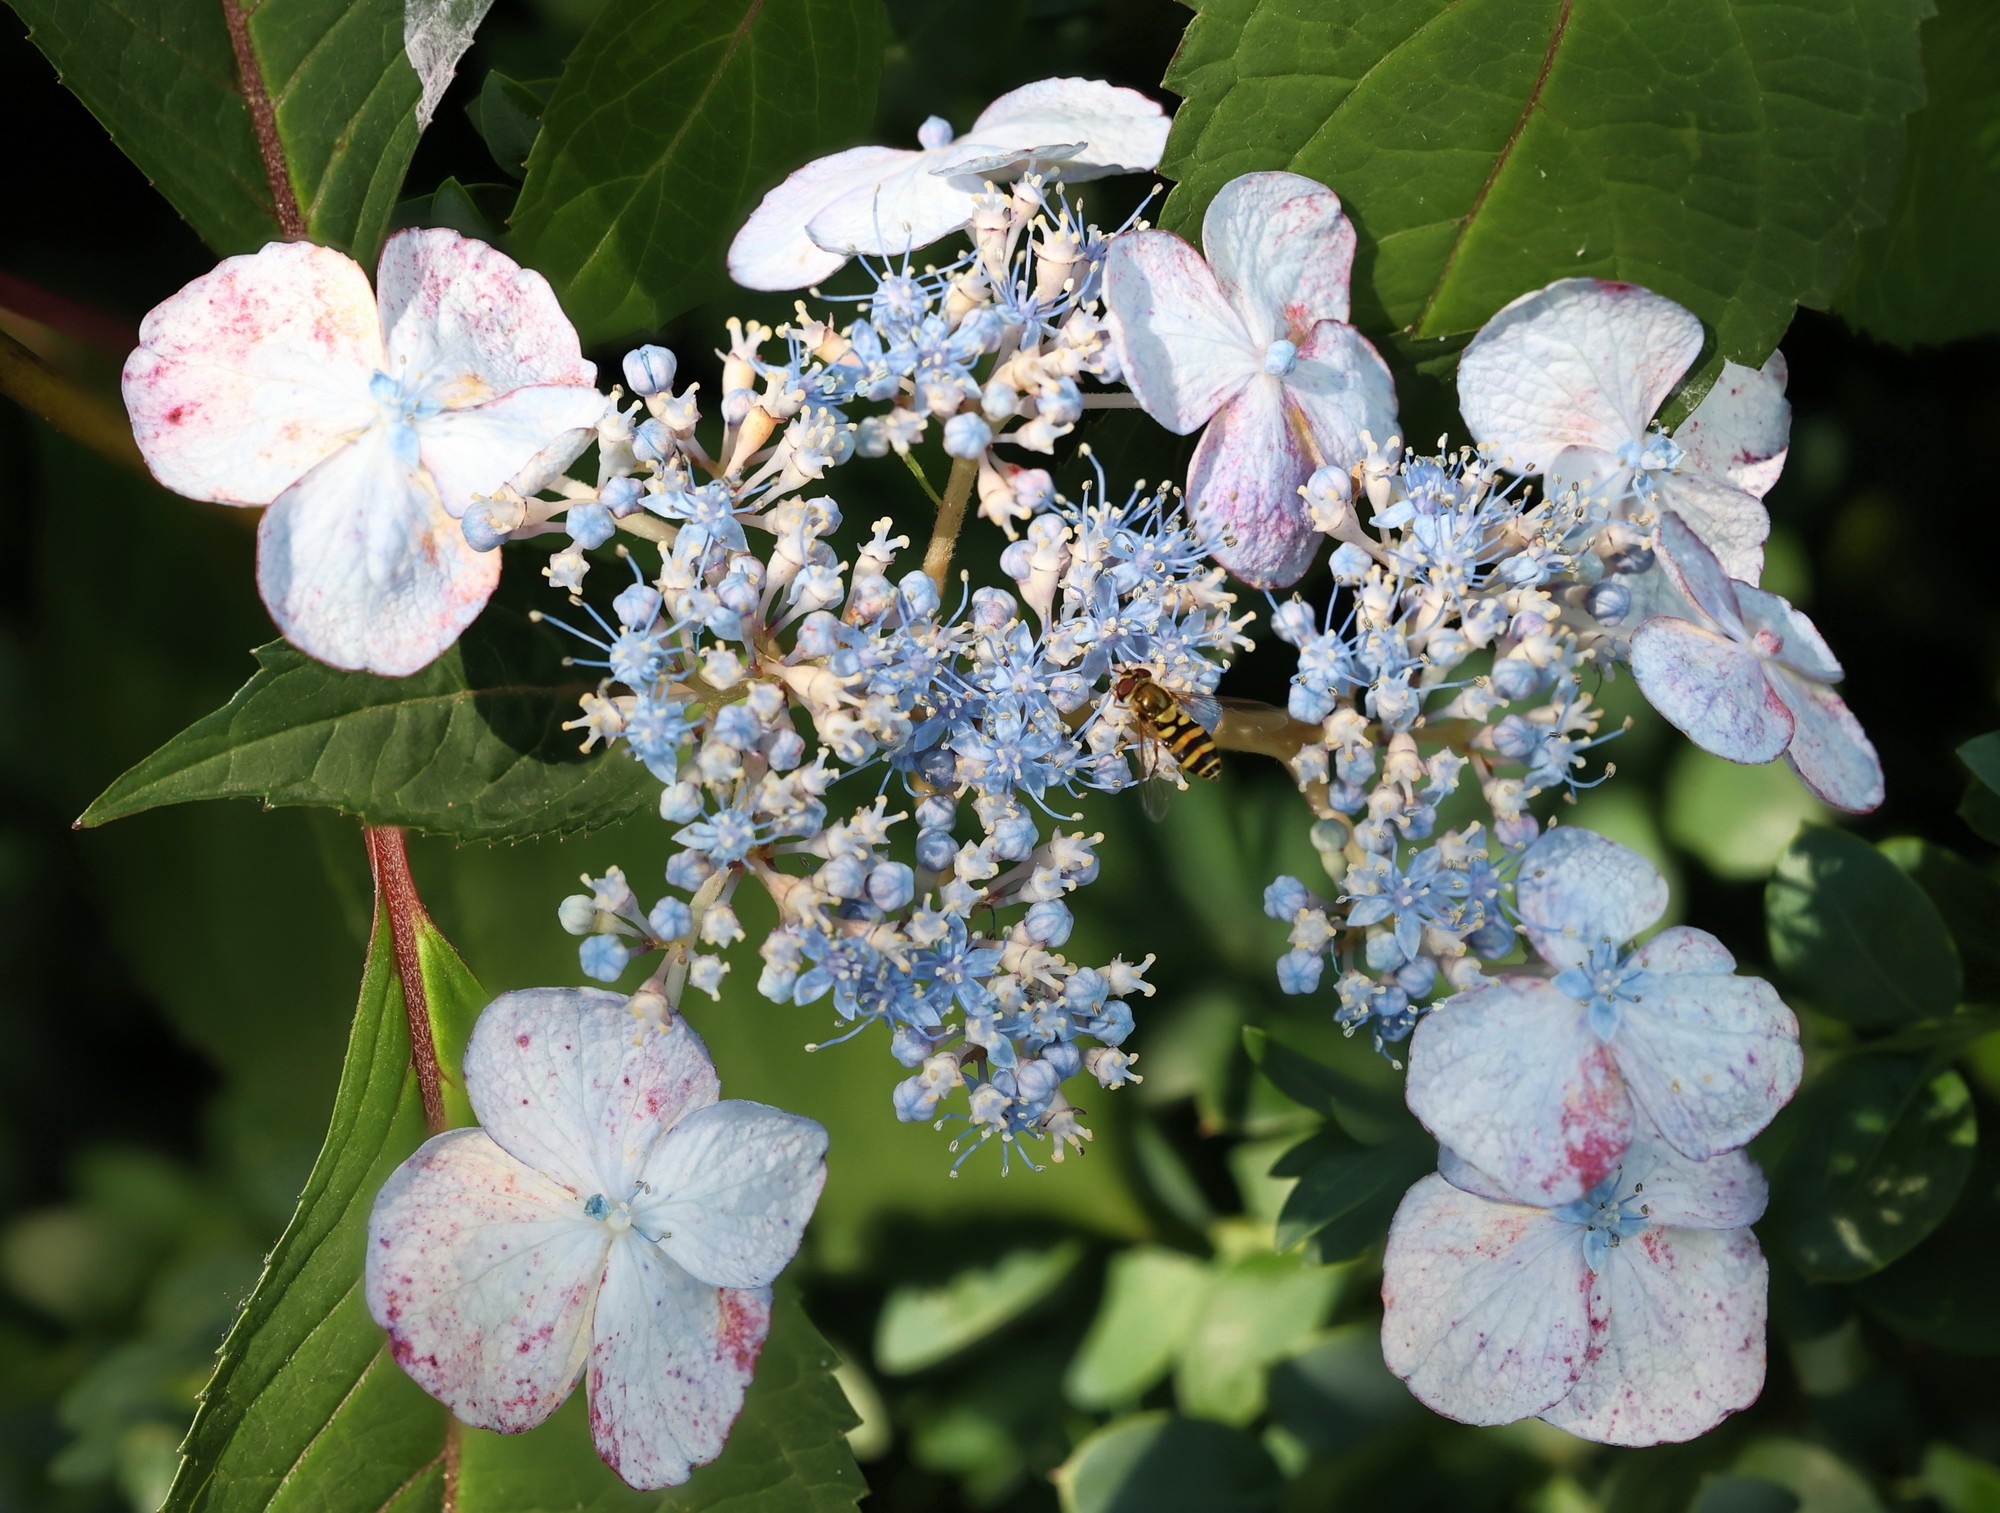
<box><xmin>365</xmin><ymin>826</ymin><xmax>447</xmax><ymax>1135</ymax></box>
<box><xmin>221</xmin><ymin>0</ymin><xmax>306</xmax><ymax>240</ymax></box>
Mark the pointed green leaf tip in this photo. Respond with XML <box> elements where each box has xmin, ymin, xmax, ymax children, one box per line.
<box><xmin>509</xmin><ymin>0</ymin><xmax>891</xmax><ymax>343</ymax></box>
<box><xmin>79</xmin><ymin>602</ymin><xmax>654</xmax><ymax>843</ymax></box>
<box><xmin>1161</xmin><ymin>0</ymin><xmax>1928</xmax><ymax>369</ymax></box>
<box><xmin>167</xmin><ymin>906</ymin><xmax>862</xmax><ymax>1511</ymax></box>
<box><xmin>5</xmin><ymin>0</ymin><xmax>424</xmax><ymax>261</ymax></box>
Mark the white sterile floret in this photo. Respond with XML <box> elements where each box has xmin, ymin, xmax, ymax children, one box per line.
<box><xmin>727</xmin><ymin>78</ymin><xmax>1168</xmax><ymax>290</ymax></box>
<box><xmin>1382</xmin><ymin>1117</ymin><xmax>1769</xmax><ymax>1445</ymax></box>
<box><xmin>1101</xmin><ymin>172</ymin><xmax>1399</xmax><ymax>588</ymax></box>
<box><xmin>1403</xmin><ymin>826</ymin><xmax>1801</xmax><ymax>1205</ymax></box>
<box><xmin>123</xmin><ymin>231</ymin><xmax>608</xmax><ymax>675</ymax></box>
<box><xmin>1630</xmin><ymin>515</ymin><xmax>1884</xmax><ymax>813</ymax></box>
<box><xmin>1455</xmin><ymin>277</ymin><xmax>1789</xmax><ymax>582</ymax></box>
<box><xmin>365</xmin><ymin>989</ymin><xmax>827</xmax><ymax>1490</ymax></box>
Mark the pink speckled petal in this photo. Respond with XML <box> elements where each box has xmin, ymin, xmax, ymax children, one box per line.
<box><xmin>462</xmin><ymin>989</ymin><xmax>721</xmax><ymax>1200</ymax></box>
<box><xmin>1102</xmin><ymin>229</ymin><xmax>1256</xmax><ymax>434</ymax></box>
<box><xmin>1651</xmin><ymin>470</ymin><xmax>1769</xmax><ymax>583</ymax></box>
<box><xmin>586</xmin><ymin>1248</ymin><xmax>769</xmax><ymax>1490</ymax></box>
<box><xmin>1287</xmin><ymin>320</ymin><xmax>1400</xmax><ymax>471</ymax></box>
<box><xmin>1381</xmin><ymin>1174</ymin><xmax>1599</xmax><ymax>1425</ymax></box>
<box><xmin>1516</xmin><ymin>827</ymin><xmax>1670</xmax><ymax>970</ymax></box>
<box><xmin>365</xmin><ymin>1128</ymin><xmax>604</xmax><ymax>1432</ymax></box>
<box><xmin>1437</xmin><ymin>1145</ymin><xmax>1523</xmax><ymax>1204</ymax></box>
<box><xmin>1616</xmin><ymin>952</ymin><xmax>1803</xmax><ymax>1161</ymax></box>
<box><xmin>255</xmin><ymin>424</ymin><xmax>500</xmax><ymax>676</ymax></box>
<box><xmin>806</xmin><ymin>155</ymin><xmax>979</xmax><ymax>260</ymax></box>
<box><xmin>967</xmin><ymin>78</ymin><xmax>1169</xmax><ymax>178</ymax></box>
<box><xmin>729</xmin><ymin>145</ymin><xmax>918</xmax><ymax>290</ymax></box>
<box><xmin>1406</xmin><ymin>979</ymin><xmax>1634</xmax><ymax>1207</ymax></box>
<box><xmin>1735</xmin><ymin>585</ymin><xmax>1843</xmax><ymax>683</ymax></box>
<box><xmin>416</xmin><ymin>384</ymin><xmax>610</xmax><ymax>518</ymax></box>
<box><xmin>1673</xmin><ymin>353</ymin><xmax>1790</xmax><ymax>499</ymax></box>
<box><xmin>1616</xmin><ymin>1120</ymin><xmax>1770</xmax><ymax>1230</ymax></box>
<box><xmin>1630</xmin><ymin>923</ymin><xmax>1736</xmax><ymax>976</ymax></box>
<box><xmin>123</xmin><ymin>240</ymin><xmax>382</xmax><ymax>506</ymax></box>
<box><xmin>1185</xmin><ymin>376</ymin><xmax>1319</xmax><ymax>589</ymax></box>
<box><xmin>1652</xmin><ymin>512</ymin><xmax>1747</xmax><ymax>635</ymax></box>
<box><xmin>1200</xmin><ymin>172</ymin><xmax>1358</xmax><ymax>343</ymax></box>
<box><xmin>635</xmin><ymin>1101</ymin><xmax>829</xmax><ymax>1290</ymax></box>
<box><xmin>1772</xmin><ymin>669</ymin><xmax>1886</xmax><ymax>814</ymax></box>
<box><xmin>1629</xmin><ymin>618</ymin><xmax>1794</xmax><ymax>767</ymax></box>
<box><xmin>376</xmin><ymin>229</ymin><xmax>595</xmax><ymax>409</ymax></box>
<box><xmin>1458</xmin><ymin>278</ymin><xmax>1703</xmax><ymax>474</ymax></box>
<box><xmin>1542</xmin><ymin>1224</ymin><xmax>1767</xmax><ymax>1445</ymax></box>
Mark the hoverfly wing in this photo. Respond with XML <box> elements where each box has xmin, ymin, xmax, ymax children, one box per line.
<box><xmin>1182</xmin><ymin>692</ymin><xmax>1224</xmax><ymax>733</ymax></box>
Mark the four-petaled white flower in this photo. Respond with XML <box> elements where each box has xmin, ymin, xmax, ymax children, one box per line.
<box><xmin>1405</xmin><ymin>826</ymin><xmax>1801</xmax><ymax>1206</ymax></box>
<box><xmin>1102</xmin><ymin>172</ymin><xmax>1398</xmax><ymax>588</ymax></box>
<box><xmin>1383</xmin><ymin>1121</ymin><xmax>1768</xmax><ymax>1446</ymax></box>
<box><xmin>1456</xmin><ymin>277</ymin><xmax>1789</xmax><ymax>582</ymax></box>
<box><xmin>365</xmin><ymin>988</ymin><xmax>828</xmax><ymax>1490</ymax></box>
<box><xmin>1632</xmin><ymin>515</ymin><xmax>1885</xmax><ymax>813</ymax></box>
<box><xmin>727</xmin><ymin>78</ymin><xmax>1169</xmax><ymax>291</ymax></box>
<box><xmin>123</xmin><ymin>230</ymin><xmax>609</xmax><ymax>676</ymax></box>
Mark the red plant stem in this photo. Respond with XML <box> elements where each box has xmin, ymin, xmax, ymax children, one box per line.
<box><xmin>221</xmin><ymin>0</ymin><xmax>307</xmax><ymax>240</ymax></box>
<box><xmin>364</xmin><ymin>826</ymin><xmax>447</xmax><ymax>1135</ymax></box>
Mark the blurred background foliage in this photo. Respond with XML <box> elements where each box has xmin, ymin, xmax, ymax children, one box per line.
<box><xmin>1</xmin><ymin>0</ymin><xmax>1998</xmax><ymax>1510</ymax></box>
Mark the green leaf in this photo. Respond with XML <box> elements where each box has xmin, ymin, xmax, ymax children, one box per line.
<box><xmin>1922</xmin><ymin>1444</ymin><xmax>2000</xmax><ymax>1513</ymax></box>
<box><xmin>7</xmin><ymin>0</ymin><xmax>423</xmax><ymax>261</ymax></box>
<box><xmin>1064</xmin><ymin>1247</ymin><xmax>1210</xmax><ymax>1410</ymax></box>
<box><xmin>1775</xmin><ymin>1052</ymin><xmax>1977</xmax><ymax>1281</ymax></box>
<box><xmin>510</xmin><ymin>0</ymin><xmax>890</xmax><ymax>343</ymax></box>
<box><xmin>1172</xmin><ymin>1253</ymin><xmax>1340</xmax><ymax>1425</ymax></box>
<box><xmin>874</xmin><ymin>1240</ymin><xmax>1083</xmax><ymax>1375</ymax></box>
<box><xmin>1054</xmin><ymin>1413</ymin><xmax>1283</xmax><ymax>1513</ymax></box>
<box><xmin>1272</xmin><ymin>1126</ymin><xmax>1434</xmax><ymax>1263</ymax></box>
<box><xmin>79</xmin><ymin>597</ymin><xmax>655</xmax><ymax>843</ymax></box>
<box><xmin>1959</xmin><ymin>732</ymin><xmax>2000</xmax><ymax>844</ymax></box>
<box><xmin>1161</xmin><ymin>0</ymin><xmax>1928</xmax><ymax>370</ymax></box>
<box><xmin>1264</xmin><ymin>1325</ymin><xmax>1419</xmax><ymax>1460</ymax></box>
<box><xmin>1691</xmin><ymin>1478</ymin><xmax>1802</xmax><ymax>1513</ymax></box>
<box><xmin>468</xmin><ymin>71</ymin><xmax>551</xmax><ymax>181</ymax></box>
<box><xmin>1766</xmin><ymin>828</ymin><xmax>1961</xmax><ymax>1026</ymax></box>
<box><xmin>1853</xmin><ymin>1149</ymin><xmax>2000</xmax><ymax>1353</ymax></box>
<box><xmin>1880</xmin><ymin>838</ymin><xmax>2000</xmax><ymax>1004</ymax></box>
<box><xmin>164</xmin><ymin>910</ymin><xmax>482</xmax><ymax>1513</ymax></box>
<box><xmin>1666</xmin><ymin>747</ymin><xmax>1827</xmax><ymax>882</ymax></box>
<box><xmin>1836</xmin><ymin>0</ymin><xmax>2000</xmax><ymax>347</ymax></box>
<box><xmin>1241</xmin><ymin>1026</ymin><xmax>1408</xmax><ymax>1142</ymax></box>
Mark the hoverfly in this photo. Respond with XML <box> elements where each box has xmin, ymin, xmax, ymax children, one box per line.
<box><xmin>1113</xmin><ymin>667</ymin><xmax>1223</xmax><ymax>821</ymax></box>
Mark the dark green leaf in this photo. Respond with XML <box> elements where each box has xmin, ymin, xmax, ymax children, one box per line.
<box><xmin>1854</xmin><ymin>1150</ymin><xmax>2000</xmax><ymax>1354</ymax></box>
<box><xmin>1766</xmin><ymin>828</ymin><xmax>1961</xmax><ymax>1026</ymax></box>
<box><xmin>1241</xmin><ymin>1026</ymin><xmax>1409</xmax><ymax>1141</ymax></box>
<box><xmin>409</xmin><ymin>177</ymin><xmax>513</xmax><ymax>242</ymax></box>
<box><xmin>1064</xmin><ymin>1248</ymin><xmax>1209</xmax><ymax>1411</ymax></box>
<box><xmin>1054</xmin><ymin>1413</ymin><xmax>1282</xmax><ymax>1513</ymax></box>
<box><xmin>7</xmin><ymin>0</ymin><xmax>422</xmax><ymax>261</ymax></box>
<box><xmin>1173</xmin><ymin>1253</ymin><xmax>1339</xmax><ymax>1425</ymax></box>
<box><xmin>1923</xmin><ymin>1443</ymin><xmax>2000</xmax><ymax>1513</ymax></box>
<box><xmin>510</xmin><ymin>0</ymin><xmax>890</xmax><ymax>343</ymax></box>
<box><xmin>1837</xmin><ymin>0</ymin><xmax>2000</xmax><ymax>347</ymax></box>
<box><xmin>1264</xmin><ymin>1324</ymin><xmax>1419</xmax><ymax>1460</ymax></box>
<box><xmin>1273</xmin><ymin>1126</ymin><xmax>1434</xmax><ymax>1263</ymax></box>
<box><xmin>1691</xmin><ymin>1477</ymin><xmax>1802</xmax><ymax>1513</ymax></box>
<box><xmin>79</xmin><ymin>594</ymin><xmax>655</xmax><ymax>843</ymax></box>
<box><xmin>1776</xmin><ymin>1053</ymin><xmax>1977</xmax><ymax>1281</ymax></box>
<box><xmin>1959</xmin><ymin>733</ymin><xmax>2000</xmax><ymax>844</ymax></box>
<box><xmin>468</xmin><ymin>71</ymin><xmax>552</xmax><ymax>180</ymax></box>
<box><xmin>1880</xmin><ymin>839</ymin><xmax>2000</xmax><ymax>1003</ymax></box>
<box><xmin>1161</xmin><ymin>0</ymin><xmax>1927</xmax><ymax>372</ymax></box>
<box><xmin>163</xmin><ymin>913</ymin><xmax>481</xmax><ymax>1513</ymax></box>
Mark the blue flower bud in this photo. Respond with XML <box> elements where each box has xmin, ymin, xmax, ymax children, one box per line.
<box><xmin>868</xmin><ymin>862</ymin><xmax>915</xmax><ymax>911</ymax></box>
<box><xmin>1270</xmin><ymin>599</ymin><xmax>1318</xmax><ymax>646</ymax></box>
<box><xmin>1491</xmin><ymin>714</ymin><xmax>1538</xmax><ymax>760</ymax></box>
<box><xmin>1468</xmin><ymin>919</ymin><xmax>1516</xmax><ymax>959</ymax></box>
<box><xmin>1042</xmin><ymin>1041</ymin><xmax>1082</xmax><ymax>1079</ymax></box>
<box><xmin>982</xmin><ymin>378</ymin><xmax>1019</xmax><ymax>423</ymax></box>
<box><xmin>665</xmin><ymin>849</ymin><xmax>716</xmax><ymax>890</ymax></box>
<box><xmin>579</xmin><ymin>934</ymin><xmax>630</xmax><ymax>982</ymax></box>
<box><xmin>633</xmin><ymin>418</ymin><xmax>674</xmax><ymax>464</ymax></box>
<box><xmin>914</xmin><ymin>794</ymin><xmax>956</xmax><ymax>831</ymax></box>
<box><xmin>660</xmin><ymin>781</ymin><xmax>704</xmax><ymax>823</ymax></box>
<box><xmin>818</xmin><ymin>855</ymin><xmax>868</xmax><ymax>899</ymax></box>
<box><xmin>623</xmin><ymin>344</ymin><xmax>677</xmax><ymax>396</ymax></box>
<box><xmin>461</xmin><ymin>500</ymin><xmax>511</xmax><ymax>552</ymax></box>
<box><xmin>943</xmin><ymin>412</ymin><xmax>993</xmax><ymax>459</ymax></box>
<box><xmin>1276</xmin><ymin>949</ymin><xmax>1323</xmax><ymax>994</ymax></box>
<box><xmin>1365</xmin><ymin>930</ymin><xmax>1406</xmax><ymax>972</ymax></box>
<box><xmin>648</xmin><ymin>896</ymin><xmax>693</xmax><ymax>940</ymax></box>
<box><xmin>558</xmin><ymin>894</ymin><xmax>598</xmax><ymax>935</ymax></box>
<box><xmin>916</xmin><ymin>746</ymin><xmax>957</xmax><ymax>790</ymax></box>
<box><xmin>1395</xmin><ymin>955</ymin><xmax>1438</xmax><ymax>997</ymax></box>
<box><xmin>600</xmin><ymin>475</ymin><xmax>646</xmax><ymax>518</ymax></box>
<box><xmin>897</xmin><ymin>571</ymin><xmax>941</xmax><ymax>618</ymax></box>
<box><xmin>795</xmin><ymin>612</ymin><xmax>843</xmax><ymax>658</ymax></box>
<box><xmin>613</xmin><ymin>582</ymin><xmax>662</xmax><ymax>630</ymax></box>
<box><xmin>1024</xmin><ymin>899</ymin><xmax>1072</xmax><ymax>946</ymax></box>
<box><xmin>1263</xmin><ymin>875</ymin><xmax>1312</xmax><ymax>920</ymax></box>
<box><xmin>1584</xmin><ymin>580</ymin><xmax>1632</xmax><ymax>625</ymax></box>
<box><xmin>1489</xmin><ymin>655</ymin><xmax>1543</xmax><ymax>701</ymax></box>
<box><xmin>892</xmin><ymin>1075</ymin><xmax>939</xmax><ymax>1123</ymax></box>
<box><xmin>1329</xmin><ymin>542</ymin><xmax>1373</xmax><ymax>584</ymax></box>
<box><xmin>567</xmin><ymin>502</ymin><xmax>616</xmax><ymax>549</ymax></box>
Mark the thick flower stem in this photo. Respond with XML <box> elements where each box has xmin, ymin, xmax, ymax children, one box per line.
<box><xmin>923</xmin><ymin>455</ymin><xmax>981</xmax><ymax>592</ymax></box>
<box><xmin>221</xmin><ymin>0</ymin><xmax>307</xmax><ymax>240</ymax></box>
<box><xmin>364</xmin><ymin>825</ymin><xmax>447</xmax><ymax>1136</ymax></box>
<box><xmin>0</xmin><ymin>329</ymin><xmax>147</xmax><ymax>475</ymax></box>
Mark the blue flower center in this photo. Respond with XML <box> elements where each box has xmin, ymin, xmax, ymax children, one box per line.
<box><xmin>1556</xmin><ymin>1175</ymin><xmax>1652</xmax><ymax>1271</ymax></box>
<box><xmin>1552</xmin><ymin>940</ymin><xmax>1651</xmax><ymax>1040</ymax></box>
